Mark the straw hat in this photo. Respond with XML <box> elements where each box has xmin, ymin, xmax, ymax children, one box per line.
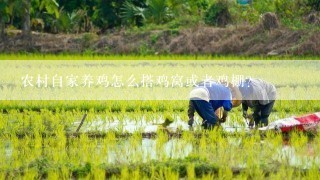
<box><xmin>189</xmin><ymin>87</ymin><xmax>210</xmax><ymax>102</ymax></box>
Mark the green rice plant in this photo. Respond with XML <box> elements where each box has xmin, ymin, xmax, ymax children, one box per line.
<box><xmin>268</xmin><ymin>165</ymin><xmax>295</xmax><ymax>180</ymax></box>
<box><xmin>198</xmin><ymin>132</ymin><xmax>207</xmax><ymax>159</ymax></box>
<box><xmin>120</xmin><ymin>166</ymin><xmax>130</xmax><ymax>179</ymax></box>
<box><xmin>110</xmin><ymin>103</ymin><xmax>123</xmax><ymax>113</ymax></box>
<box><xmin>47</xmin><ymin>170</ymin><xmax>60</xmax><ymax>179</ymax></box>
<box><xmin>218</xmin><ymin>166</ymin><xmax>233</xmax><ymax>179</ymax></box>
<box><xmin>187</xmin><ymin>163</ymin><xmax>195</xmax><ymax>179</ymax></box>
<box><xmin>306</xmin><ymin>166</ymin><xmax>320</xmax><ymax>179</ymax></box>
<box><xmin>90</xmin><ymin>167</ymin><xmax>105</xmax><ymax>179</ymax></box>
<box><xmin>157</xmin><ymin>167</ymin><xmax>179</xmax><ymax>180</ymax></box>
<box><xmin>156</xmin><ymin>129</ymin><xmax>169</xmax><ymax>161</ymax></box>
<box><xmin>162</xmin><ymin>113</ymin><xmax>174</xmax><ymax>127</ymax></box>
<box><xmin>0</xmin><ymin>172</ymin><xmax>5</xmax><ymax>180</ymax></box>
<box><xmin>140</xmin><ymin>102</ymin><xmax>155</xmax><ymax>112</ymax></box>
<box><xmin>60</xmin><ymin>166</ymin><xmax>71</xmax><ymax>179</ymax></box>
<box><xmin>201</xmin><ymin>173</ymin><xmax>215</xmax><ymax>179</ymax></box>
<box><xmin>23</xmin><ymin>168</ymin><xmax>39</xmax><ymax>179</ymax></box>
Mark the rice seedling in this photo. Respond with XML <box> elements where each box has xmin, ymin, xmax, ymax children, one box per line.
<box><xmin>0</xmin><ymin>55</ymin><xmax>320</xmax><ymax>178</ymax></box>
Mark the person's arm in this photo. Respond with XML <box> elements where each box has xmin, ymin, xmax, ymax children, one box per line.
<box><xmin>188</xmin><ymin>100</ymin><xmax>195</xmax><ymax>126</ymax></box>
<box><xmin>228</xmin><ymin>84</ymin><xmax>242</xmax><ymax>107</ymax></box>
<box><xmin>220</xmin><ymin>110</ymin><xmax>228</xmax><ymax>123</ymax></box>
<box><xmin>222</xmin><ymin>99</ymin><xmax>232</xmax><ymax>112</ymax></box>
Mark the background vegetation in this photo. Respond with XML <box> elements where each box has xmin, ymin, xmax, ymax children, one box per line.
<box><xmin>0</xmin><ymin>0</ymin><xmax>319</xmax><ymax>39</ymax></box>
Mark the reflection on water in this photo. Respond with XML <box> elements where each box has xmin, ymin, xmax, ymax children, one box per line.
<box><xmin>106</xmin><ymin>138</ymin><xmax>193</xmax><ymax>164</ymax></box>
<box><xmin>2</xmin><ymin>137</ymin><xmax>319</xmax><ymax>169</ymax></box>
<box><xmin>275</xmin><ymin>144</ymin><xmax>319</xmax><ymax>169</ymax></box>
<box><xmin>2</xmin><ymin>116</ymin><xmax>319</xmax><ymax>169</ymax></box>
<box><xmin>77</xmin><ymin>116</ymin><xmax>251</xmax><ymax>133</ymax></box>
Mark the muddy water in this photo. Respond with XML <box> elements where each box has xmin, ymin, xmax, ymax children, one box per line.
<box><xmin>105</xmin><ymin>138</ymin><xmax>193</xmax><ymax>164</ymax></box>
<box><xmin>105</xmin><ymin>139</ymin><xmax>319</xmax><ymax>168</ymax></box>
<box><xmin>69</xmin><ymin>116</ymin><xmax>320</xmax><ymax>168</ymax></box>
<box><xmin>76</xmin><ymin>116</ymin><xmax>251</xmax><ymax>133</ymax></box>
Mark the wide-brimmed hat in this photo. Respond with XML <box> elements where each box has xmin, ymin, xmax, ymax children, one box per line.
<box><xmin>189</xmin><ymin>87</ymin><xmax>210</xmax><ymax>102</ymax></box>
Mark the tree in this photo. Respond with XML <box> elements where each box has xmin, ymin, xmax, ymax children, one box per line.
<box><xmin>0</xmin><ymin>0</ymin><xmax>9</xmax><ymax>39</ymax></box>
<box><xmin>22</xmin><ymin>0</ymin><xmax>31</xmax><ymax>37</ymax></box>
<box><xmin>18</xmin><ymin>0</ymin><xmax>59</xmax><ymax>37</ymax></box>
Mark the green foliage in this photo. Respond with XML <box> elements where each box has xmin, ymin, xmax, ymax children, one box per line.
<box><xmin>54</xmin><ymin>9</ymin><xmax>73</xmax><ymax>33</ymax></box>
<box><xmin>73</xmin><ymin>163</ymin><xmax>92</xmax><ymax>178</ymax></box>
<box><xmin>2</xmin><ymin>0</ymin><xmax>320</xmax><ymax>33</ymax></box>
<box><xmin>138</xmin><ymin>42</ymin><xmax>155</xmax><ymax>55</ymax></box>
<box><xmin>120</xmin><ymin>1</ymin><xmax>146</xmax><ymax>26</ymax></box>
<box><xmin>162</xmin><ymin>113</ymin><xmax>174</xmax><ymax>127</ymax></box>
<box><xmin>229</xmin><ymin>2</ymin><xmax>260</xmax><ymax>24</ymax></box>
<box><xmin>252</xmin><ymin>0</ymin><xmax>275</xmax><ymax>14</ymax></box>
<box><xmin>39</xmin><ymin>0</ymin><xmax>60</xmax><ymax>18</ymax></box>
<box><xmin>81</xmin><ymin>33</ymin><xmax>98</xmax><ymax>48</ymax></box>
<box><xmin>0</xmin><ymin>0</ymin><xmax>10</xmax><ymax>38</ymax></box>
<box><xmin>204</xmin><ymin>0</ymin><xmax>231</xmax><ymax>26</ymax></box>
<box><xmin>187</xmin><ymin>0</ymin><xmax>209</xmax><ymax>15</ymax></box>
<box><xmin>274</xmin><ymin>0</ymin><xmax>309</xmax><ymax>19</ymax></box>
<box><xmin>307</xmin><ymin>0</ymin><xmax>320</xmax><ymax>11</ymax></box>
<box><xmin>29</xmin><ymin>157</ymin><xmax>51</xmax><ymax>175</ymax></box>
<box><xmin>167</xmin><ymin>0</ymin><xmax>208</xmax><ymax>16</ymax></box>
<box><xmin>150</xmin><ymin>33</ymin><xmax>159</xmax><ymax>44</ymax></box>
<box><xmin>146</xmin><ymin>0</ymin><xmax>172</xmax><ymax>24</ymax></box>
<box><xmin>0</xmin><ymin>0</ymin><xmax>10</xmax><ymax>22</ymax></box>
<box><xmin>92</xmin><ymin>0</ymin><xmax>125</xmax><ymax>30</ymax></box>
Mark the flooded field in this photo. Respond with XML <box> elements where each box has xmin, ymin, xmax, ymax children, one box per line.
<box><xmin>0</xmin><ymin>58</ymin><xmax>320</xmax><ymax>178</ymax></box>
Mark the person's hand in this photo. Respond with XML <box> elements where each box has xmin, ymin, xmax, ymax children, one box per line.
<box><xmin>246</xmin><ymin>114</ymin><xmax>254</xmax><ymax>128</ymax></box>
<box><xmin>218</xmin><ymin>117</ymin><xmax>227</xmax><ymax>123</ymax></box>
<box><xmin>247</xmin><ymin>113</ymin><xmax>253</xmax><ymax>120</ymax></box>
<box><xmin>243</xmin><ymin>112</ymin><xmax>254</xmax><ymax>128</ymax></box>
<box><xmin>188</xmin><ymin>118</ymin><xmax>194</xmax><ymax>126</ymax></box>
<box><xmin>242</xmin><ymin>111</ymin><xmax>248</xmax><ymax>119</ymax></box>
<box><xmin>248</xmin><ymin>119</ymin><xmax>254</xmax><ymax>128</ymax></box>
<box><xmin>215</xmin><ymin>107</ymin><xmax>223</xmax><ymax>119</ymax></box>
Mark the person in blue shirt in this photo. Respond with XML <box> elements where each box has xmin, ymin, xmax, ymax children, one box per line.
<box><xmin>188</xmin><ymin>80</ymin><xmax>242</xmax><ymax>129</ymax></box>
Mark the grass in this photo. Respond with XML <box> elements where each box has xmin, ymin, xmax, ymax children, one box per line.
<box><xmin>0</xmin><ymin>53</ymin><xmax>320</xmax><ymax>60</ymax></box>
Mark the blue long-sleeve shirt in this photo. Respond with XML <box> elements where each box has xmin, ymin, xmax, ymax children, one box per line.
<box><xmin>197</xmin><ymin>81</ymin><xmax>233</xmax><ymax>111</ymax></box>
<box><xmin>188</xmin><ymin>81</ymin><xmax>233</xmax><ymax>124</ymax></box>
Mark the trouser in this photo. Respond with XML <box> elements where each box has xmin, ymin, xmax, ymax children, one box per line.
<box><xmin>253</xmin><ymin>100</ymin><xmax>275</xmax><ymax>127</ymax></box>
<box><xmin>189</xmin><ymin>99</ymin><xmax>217</xmax><ymax>129</ymax></box>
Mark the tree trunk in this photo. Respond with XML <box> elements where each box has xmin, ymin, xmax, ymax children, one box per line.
<box><xmin>22</xmin><ymin>0</ymin><xmax>31</xmax><ymax>38</ymax></box>
<box><xmin>0</xmin><ymin>17</ymin><xmax>5</xmax><ymax>40</ymax></box>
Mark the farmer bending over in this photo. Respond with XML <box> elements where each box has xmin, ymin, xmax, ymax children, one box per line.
<box><xmin>238</xmin><ymin>78</ymin><xmax>276</xmax><ymax>127</ymax></box>
<box><xmin>188</xmin><ymin>80</ymin><xmax>242</xmax><ymax>129</ymax></box>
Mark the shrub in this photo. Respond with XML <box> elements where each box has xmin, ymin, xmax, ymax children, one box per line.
<box><xmin>275</xmin><ymin>0</ymin><xmax>311</xmax><ymax>18</ymax></box>
<box><xmin>81</xmin><ymin>33</ymin><xmax>99</xmax><ymax>49</ymax></box>
<box><xmin>204</xmin><ymin>1</ymin><xmax>231</xmax><ymax>27</ymax></box>
<box><xmin>307</xmin><ymin>0</ymin><xmax>320</xmax><ymax>11</ymax></box>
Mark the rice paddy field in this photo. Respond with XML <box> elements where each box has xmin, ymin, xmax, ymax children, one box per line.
<box><xmin>0</xmin><ymin>55</ymin><xmax>320</xmax><ymax>179</ymax></box>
